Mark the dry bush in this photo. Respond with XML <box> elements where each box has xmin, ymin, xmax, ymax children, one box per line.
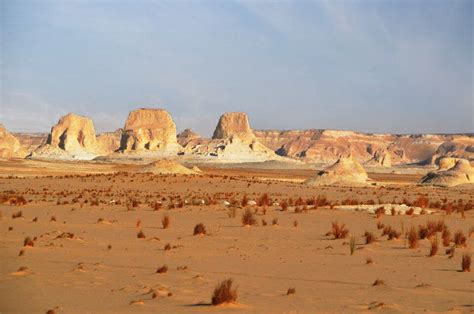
<box><xmin>50</xmin><ymin>216</ymin><xmax>57</xmax><ymax>222</ymax></box>
<box><xmin>329</xmin><ymin>222</ymin><xmax>349</xmax><ymax>239</ymax></box>
<box><xmin>462</xmin><ymin>254</ymin><xmax>471</xmax><ymax>272</ymax></box>
<box><xmin>241</xmin><ymin>194</ymin><xmax>248</xmax><ymax>207</ymax></box>
<box><xmin>446</xmin><ymin>247</ymin><xmax>455</xmax><ymax>258</ymax></box>
<box><xmin>364</xmin><ymin>231</ymin><xmax>376</xmax><ymax>244</ymax></box>
<box><xmin>228</xmin><ymin>207</ymin><xmax>237</xmax><ymax>218</ymax></box>
<box><xmin>262</xmin><ymin>219</ymin><xmax>267</xmax><ymax>226</ymax></box>
<box><xmin>293</xmin><ymin>220</ymin><xmax>298</xmax><ymax>228</ymax></box>
<box><xmin>272</xmin><ymin>218</ymin><xmax>279</xmax><ymax>225</ymax></box>
<box><xmin>366</xmin><ymin>257</ymin><xmax>373</xmax><ymax>264</ymax></box>
<box><xmin>241</xmin><ymin>209</ymin><xmax>257</xmax><ymax>226</ymax></box>
<box><xmin>211</xmin><ymin>278</ymin><xmax>238</xmax><ymax>305</ymax></box>
<box><xmin>156</xmin><ymin>265</ymin><xmax>168</xmax><ymax>274</ymax></box>
<box><xmin>137</xmin><ymin>230</ymin><xmax>146</xmax><ymax>239</ymax></box>
<box><xmin>375</xmin><ymin>207</ymin><xmax>385</xmax><ymax>218</ymax></box>
<box><xmin>162</xmin><ymin>215</ymin><xmax>170</xmax><ymax>229</ymax></box>
<box><xmin>372</xmin><ymin>279</ymin><xmax>385</xmax><ymax>286</ymax></box>
<box><xmin>413</xmin><ymin>195</ymin><xmax>429</xmax><ymax>208</ymax></box>
<box><xmin>281</xmin><ymin>200</ymin><xmax>288</xmax><ymax>211</ymax></box>
<box><xmin>428</xmin><ymin>237</ymin><xmax>438</xmax><ymax>257</ymax></box>
<box><xmin>442</xmin><ymin>228</ymin><xmax>451</xmax><ymax>247</ymax></box>
<box><xmin>382</xmin><ymin>226</ymin><xmax>400</xmax><ymax>240</ymax></box>
<box><xmin>152</xmin><ymin>202</ymin><xmax>162</xmax><ymax>211</ymax></box>
<box><xmin>193</xmin><ymin>223</ymin><xmax>206</xmax><ymax>235</ymax></box>
<box><xmin>454</xmin><ymin>230</ymin><xmax>467</xmax><ymax>247</ymax></box>
<box><xmin>23</xmin><ymin>237</ymin><xmax>34</xmax><ymax>247</ymax></box>
<box><xmin>349</xmin><ymin>236</ymin><xmax>357</xmax><ymax>255</ymax></box>
<box><xmin>408</xmin><ymin>226</ymin><xmax>419</xmax><ymax>249</ymax></box>
<box><xmin>286</xmin><ymin>288</ymin><xmax>296</xmax><ymax>295</ymax></box>
<box><xmin>257</xmin><ymin>193</ymin><xmax>270</xmax><ymax>207</ymax></box>
<box><xmin>376</xmin><ymin>221</ymin><xmax>385</xmax><ymax>230</ymax></box>
<box><xmin>164</xmin><ymin>243</ymin><xmax>171</xmax><ymax>251</ymax></box>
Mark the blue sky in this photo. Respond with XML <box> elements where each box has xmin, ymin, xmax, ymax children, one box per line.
<box><xmin>1</xmin><ymin>0</ymin><xmax>472</xmax><ymax>135</ymax></box>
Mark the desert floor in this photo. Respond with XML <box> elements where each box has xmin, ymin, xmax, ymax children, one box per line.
<box><xmin>0</xmin><ymin>159</ymin><xmax>473</xmax><ymax>313</ymax></box>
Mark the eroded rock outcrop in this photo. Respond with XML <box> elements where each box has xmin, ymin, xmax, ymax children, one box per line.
<box><xmin>419</xmin><ymin>159</ymin><xmax>474</xmax><ymax>187</ymax></box>
<box><xmin>0</xmin><ymin>125</ymin><xmax>27</xmax><ymax>158</ymax></box>
<box><xmin>182</xmin><ymin>112</ymin><xmax>287</xmax><ymax>163</ymax></box>
<box><xmin>119</xmin><ymin>109</ymin><xmax>179</xmax><ymax>154</ymax></box>
<box><xmin>31</xmin><ymin>113</ymin><xmax>100</xmax><ymax>160</ymax></box>
<box><xmin>177</xmin><ymin>129</ymin><xmax>208</xmax><ymax>148</ymax></box>
<box><xmin>304</xmin><ymin>157</ymin><xmax>369</xmax><ymax>186</ymax></box>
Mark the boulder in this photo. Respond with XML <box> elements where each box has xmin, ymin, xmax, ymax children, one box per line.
<box><xmin>305</xmin><ymin>157</ymin><xmax>370</xmax><ymax>186</ymax></box>
<box><xmin>419</xmin><ymin>159</ymin><xmax>474</xmax><ymax>187</ymax></box>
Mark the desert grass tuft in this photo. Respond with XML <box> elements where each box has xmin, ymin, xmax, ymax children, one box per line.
<box><xmin>364</xmin><ymin>231</ymin><xmax>376</xmax><ymax>244</ymax></box>
<box><xmin>349</xmin><ymin>236</ymin><xmax>357</xmax><ymax>255</ymax></box>
<box><xmin>408</xmin><ymin>226</ymin><xmax>419</xmax><ymax>249</ymax></box>
<box><xmin>164</xmin><ymin>243</ymin><xmax>171</xmax><ymax>251</ymax></box>
<box><xmin>286</xmin><ymin>288</ymin><xmax>296</xmax><ymax>295</ymax></box>
<box><xmin>329</xmin><ymin>221</ymin><xmax>349</xmax><ymax>239</ymax></box>
<box><xmin>241</xmin><ymin>208</ymin><xmax>257</xmax><ymax>226</ymax></box>
<box><xmin>428</xmin><ymin>237</ymin><xmax>438</xmax><ymax>257</ymax></box>
<box><xmin>137</xmin><ymin>230</ymin><xmax>146</xmax><ymax>239</ymax></box>
<box><xmin>23</xmin><ymin>237</ymin><xmax>34</xmax><ymax>247</ymax></box>
<box><xmin>211</xmin><ymin>278</ymin><xmax>238</xmax><ymax>305</ymax></box>
<box><xmin>156</xmin><ymin>265</ymin><xmax>168</xmax><ymax>274</ymax></box>
<box><xmin>193</xmin><ymin>223</ymin><xmax>207</xmax><ymax>235</ymax></box>
<box><xmin>162</xmin><ymin>215</ymin><xmax>170</xmax><ymax>229</ymax></box>
<box><xmin>442</xmin><ymin>228</ymin><xmax>451</xmax><ymax>247</ymax></box>
<box><xmin>461</xmin><ymin>254</ymin><xmax>471</xmax><ymax>272</ymax></box>
<box><xmin>454</xmin><ymin>230</ymin><xmax>467</xmax><ymax>247</ymax></box>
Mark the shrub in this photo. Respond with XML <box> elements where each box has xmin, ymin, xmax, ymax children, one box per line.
<box><xmin>293</xmin><ymin>220</ymin><xmax>298</xmax><ymax>228</ymax></box>
<box><xmin>211</xmin><ymin>278</ymin><xmax>238</xmax><ymax>305</ymax></box>
<box><xmin>364</xmin><ymin>231</ymin><xmax>376</xmax><ymax>244</ymax></box>
<box><xmin>12</xmin><ymin>211</ymin><xmax>23</xmax><ymax>219</ymax></box>
<box><xmin>137</xmin><ymin>230</ymin><xmax>146</xmax><ymax>239</ymax></box>
<box><xmin>428</xmin><ymin>237</ymin><xmax>438</xmax><ymax>257</ymax></box>
<box><xmin>162</xmin><ymin>215</ymin><xmax>170</xmax><ymax>229</ymax></box>
<box><xmin>257</xmin><ymin>193</ymin><xmax>270</xmax><ymax>207</ymax></box>
<box><xmin>442</xmin><ymin>228</ymin><xmax>451</xmax><ymax>247</ymax></box>
<box><xmin>286</xmin><ymin>288</ymin><xmax>296</xmax><ymax>295</ymax></box>
<box><xmin>350</xmin><ymin>236</ymin><xmax>357</xmax><ymax>255</ymax></box>
<box><xmin>164</xmin><ymin>243</ymin><xmax>171</xmax><ymax>251</ymax></box>
<box><xmin>329</xmin><ymin>222</ymin><xmax>349</xmax><ymax>239</ymax></box>
<box><xmin>262</xmin><ymin>219</ymin><xmax>267</xmax><ymax>226</ymax></box>
<box><xmin>408</xmin><ymin>226</ymin><xmax>419</xmax><ymax>249</ymax></box>
<box><xmin>462</xmin><ymin>254</ymin><xmax>471</xmax><ymax>272</ymax></box>
<box><xmin>193</xmin><ymin>223</ymin><xmax>206</xmax><ymax>235</ymax></box>
<box><xmin>454</xmin><ymin>230</ymin><xmax>467</xmax><ymax>247</ymax></box>
<box><xmin>272</xmin><ymin>218</ymin><xmax>279</xmax><ymax>225</ymax></box>
<box><xmin>241</xmin><ymin>209</ymin><xmax>257</xmax><ymax>226</ymax></box>
<box><xmin>281</xmin><ymin>200</ymin><xmax>288</xmax><ymax>211</ymax></box>
<box><xmin>366</xmin><ymin>257</ymin><xmax>373</xmax><ymax>264</ymax></box>
<box><xmin>241</xmin><ymin>194</ymin><xmax>248</xmax><ymax>207</ymax></box>
<box><xmin>23</xmin><ymin>237</ymin><xmax>34</xmax><ymax>247</ymax></box>
<box><xmin>156</xmin><ymin>265</ymin><xmax>168</xmax><ymax>274</ymax></box>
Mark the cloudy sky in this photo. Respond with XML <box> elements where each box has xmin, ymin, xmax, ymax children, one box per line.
<box><xmin>1</xmin><ymin>0</ymin><xmax>472</xmax><ymax>136</ymax></box>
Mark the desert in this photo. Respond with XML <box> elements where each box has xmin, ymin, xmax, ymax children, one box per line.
<box><xmin>2</xmin><ymin>1</ymin><xmax>473</xmax><ymax>313</ymax></box>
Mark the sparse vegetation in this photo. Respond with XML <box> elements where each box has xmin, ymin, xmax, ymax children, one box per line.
<box><xmin>328</xmin><ymin>221</ymin><xmax>349</xmax><ymax>239</ymax></box>
<box><xmin>461</xmin><ymin>254</ymin><xmax>471</xmax><ymax>272</ymax></box>
<box><xmin>241</xmin><ymin>209</ymin><xmax>257</xmax><ymax>226</ymax></box>
<box><xmin>211</xmin><ymin>278</ymin><xmax>238</xmax><ymax>305</ymax></box>
<box><xmin>286</xmin><ymin>288</ymin><xmax>296</xmax><ymax>295</ymax></box>
<box><xmin>193</xmin><ymin>223</ymin><xmax>206</xmax><ymax>235</ymax></box>
<box><xmin>408</xmin><ymin>226</ymin><xmax>419</xmax><ymax>249</ymax></box>
<box><xmin>156</xmin><ymin>265</ymin><xmax>168</xmax><ymax>274</ymax></box>
<box><xmin>162</xmin><ymin>215</ymin><xmax>170</xmax><ymax>229</ymax></box>
<box><xmin>428</xmin><ymin>237</ymin><xmax>438</xmax><ymax>257</ymax></box>
<box><xmin>349</xmin><ymin>236</ymin><xmax>357</xmax><ymax>255</ymax></box>
<box><xmin>454</xmin><ymin>230</ymin><xmax>467</xmax><ymax>247</ymax></box>
<box><xmin>364</xmin><ymin>231</ymin><xmax>376</xmax><ymax>244</ymax></box>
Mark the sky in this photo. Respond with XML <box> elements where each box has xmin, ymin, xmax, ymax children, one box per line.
<box><xmin>1</xmin><ymin>0</ymin><xmax>472</xmax><ymax>136</ymax></box>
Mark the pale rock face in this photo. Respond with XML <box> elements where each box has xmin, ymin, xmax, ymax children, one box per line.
<box><xmin>96</xmin><ymin>129</ymin><xmax>122</xmax><ymax>153</ymax></box>
<box><xmin>31</xmin><ymin>113</ymin><xmax>100</xmax><ymax>160</ymax></box>
<box><xmin>0</xmin><ymin>125</ymin><xmax>27</xmax><ymax>158</ymax></box>
<box><xmin>437</xmin><ymin>157</ymin><xmax>460</xmax><ymax>171</ymax></box>
<box><xmin>305</xmin><ymin>157</ymin><xmax>369</xmax><ymax>186</ymax></box>
<box><xmin>212</xmin><ymin>112</ymin><xmax>255</xmax><ymax>141</ymax></box>
<box><xmin>120</xmin><ymin>109</ymin><xmax>178</xmax><ymax>152</ymax></box>
<box><xmin>177</xmin><ymin>129</ymin><xmax>207</xmax><ymax>148</ymax></box>
<box><xmin>47</xmin><ymin>113</ymin><xmax>98</xmax><ymax>153</ymax></box>
<box><xmin>367</xmin><ymin>150</ymin><xmax>392</xmax><ymax>167</ymax></box>
<box><xmin>419</xmin><ymin>159</ymin><xmax>474</xmax><ymax>187</ymax></box>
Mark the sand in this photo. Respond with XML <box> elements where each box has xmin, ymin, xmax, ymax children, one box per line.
<box><xmin>0</xmin><ymin>160</ymin><xmax>473</xmax><ymax>313</ymax></box>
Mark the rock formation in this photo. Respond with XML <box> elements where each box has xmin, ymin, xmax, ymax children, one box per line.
<box><xmin>437</xmin><ymin>157</ymin><xmax>460</xmax><ymax>171</ymax></box>
<box><xmin>366</xmin><ymin>150</ymin><xmax>392</xmax><ymax>167</ymax></box>
<box><xmin>212</xmin><ymin>112</ymin><xmax>255</xmax><ymax>141</ymax></box>
<box><xmin>181</xmin><ymin>112</ymin><xmax>287</xmax><ymax>163</ymax></box>
<box><xmin>304</xmin><ymin>157</ymin><xmax>369</xmax><ymax>186</ymax></box>
<box><xmin>119</xmin><ymin>108</ymin><xmax>179</xmax><ymax>154</ymax></box>
<box><xmin>97</xmin><ymin>129</ymin><xmax>122</xmax><ymax>153</ymax></box>
<box><xmin>419</xmin><ymin>159</ymin><xmax>474</xmax><ymax>187</ymax></box>
<box><xmin>136</xmin><ymin>159</ymin><xmax>198</xmax><ymax>175</ymax></box>
<box><xmin>254</xmin><ymin>129</ymin><xmax>473</xmax><ymax>165</ymax></box>
<box><xmin>31</xmin><ymin>113</ymin><xmax>100</xmax><ymax>160</ymax></box>
<box><xmin>177</xmin><ymin>129</ymin><xmax>208</xmax><ymax>148</ymax></box>
<box><xmin>0</xmin><ymin>125</ymin><xmax>27</xmax><ymax>158</ymax></box>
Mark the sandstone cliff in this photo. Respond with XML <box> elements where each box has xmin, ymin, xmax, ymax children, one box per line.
<box><xmin>119</xmin><ymin>108</ymin><xmax>179</xmax><ymax>154</ymax></box>
<box><xmin>0</xmin><ymin>125</ymin><xmax>27</xmax><ymax>158</ymax></box>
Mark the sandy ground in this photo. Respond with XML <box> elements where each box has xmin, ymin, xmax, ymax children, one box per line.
<box><xmin>0</xmin><ymin>159</ymin><xmax>473</xmax><ymax>313</ymax></box>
